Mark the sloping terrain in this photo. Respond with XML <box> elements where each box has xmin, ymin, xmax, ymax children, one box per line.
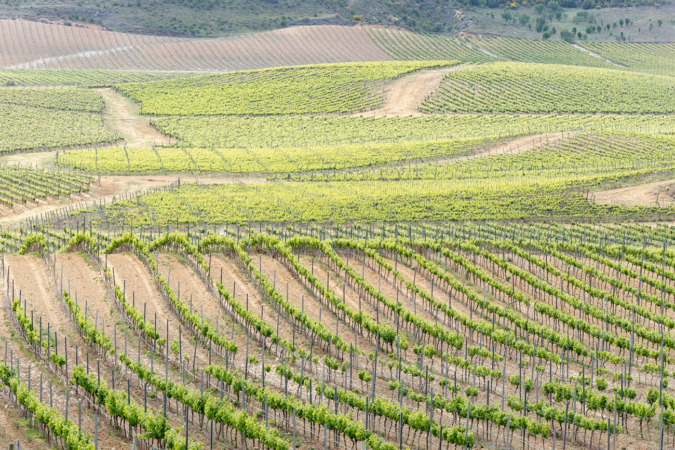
<box><xmin>0</xmin><ymin>20</ymin><xmax>392</xmax><ymax>72</ymax></box>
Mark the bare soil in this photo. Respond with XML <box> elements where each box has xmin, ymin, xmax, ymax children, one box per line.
<box><xmin>2</xmin><ymin>254</ymin><xmax>124</xmax><ymax>447</ymax></box>
<box><xmin>96</xmin><ymin>88</ymin><xmax>171</xmax><ymax>148</ymax></box>
<box><xmin>593</xmin><ymin>178</ymin><xmax>675</xmax><ymax>207</ymax></box>
<box><xmin>355</xmin><ymin>65</ymin><xmax>468</xmax><ymax>117</ymax></box>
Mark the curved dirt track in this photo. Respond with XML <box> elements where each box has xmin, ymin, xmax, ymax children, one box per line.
<box><xmin>96</xmin><ymin>88</ymin><xmax>171</xmax><ymax>148</ymax></box>
<box><xmin>357</xmin><ymin>65</ymin><xmax>469</xmax><ymax>117</ymax></box>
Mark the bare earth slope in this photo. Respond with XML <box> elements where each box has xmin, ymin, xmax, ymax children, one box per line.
<box><xmin>0</xmin><ymin>21</ymin><xmax>392</xmax><ymax>72</ymax></box>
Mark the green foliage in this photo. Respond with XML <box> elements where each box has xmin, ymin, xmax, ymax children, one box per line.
<box><xmin>366</xmin><ymin>28</ymin><xmax>491</xmax><ymax>63</ymax></box>
<box><xmin>57</xmin><ymin>138</ymin><xmax>489</xmax><ymax>174</ymax></box>
<box><xmin>467</xmin><ymin>37</ymin><xmax>612</xmax><ymax>67</ymax></box>
<box><xmin>0</xmin><ymin>365</ymin><xmax>94</xmax><ymax>450</ymax></box>
<box><xmin>0</xmin><ymin>104</ymin><xmax>118</xmax><ymax>153</ymax></box>
<box><xmin>0</xmin><ymin>166</ymin><xmax>92</xmax><ymax>208</ymax></box>
<box><xmin>422</xmin><ymin>62</ymin><xmax>675</xmax><ymax>114</ymax></box>
<box><xmin>596</xmin><ymin>377</ymin><xmax>608</xmax><ymax>391</ymax></box>
<box><xmin>0</xmin><ymin>69</ymin><xmax>195</xmax><ymax>86</ymax></box>
<box><xmin>0</xmin><ymin>87</ymin><xmax>103</xmax><ymax>112</ymax></box>
<box><xmin>560</xmin><ymin>29</ymin><xmax>576</xmax><ymax>43</ymax></box>
<box><xmin>117</xmin><ymin>61</ymin><xmax>455</xmax><ymax>116</ymax></box>
<box><xmin>584</xmin><ymin>43</ymin><xmax>675</xmax><ymax>77</ymax></box>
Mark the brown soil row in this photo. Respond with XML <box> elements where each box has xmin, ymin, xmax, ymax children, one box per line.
<box><xmin>1</xmin><ymin>21</ymin><xmax>391</xmax><ymax>72</ymax></box>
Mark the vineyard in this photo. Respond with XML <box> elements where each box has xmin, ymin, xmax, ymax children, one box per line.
<box><xmin>2</xmin><ymin>218</ymin><xmax>675</xmax><ymax>450</ymax></box>
<box><xmin>0</xmin><ymin>70</ymin><xmax>199</xmax><ymax>87</ymax></box>
<box><xmin>116</xmin><ymin>61</ymin><xmax>455</xmax><ymax>116</ymax></box>
<box><xmin>55</xmin><ymin>130</ymin><xmax>675</xmax><ymax>176</ymax></box>
<box><xmin>365</xmin><ymin>28</ymin><xmax>492</xmax><ymax>63</ymax></box>
<box><xmin>0</xmin><ymin>165</ymin><xmax>93</xmax><ymax>210</ymax></box>
<box><xmin>95</xmin><ymin>174</ymin><xmax>669</xmax><ymax>225</ymax></box>
<box><xmin>0</xmin><ymin>104</ymin><xmax>119</xmax><ymax>153</ymax></box>
<box><xmin>146</xmin><ymin>113</ymin><xmax>675</xmax><ymax>150</ymax></box>
<box><xmin>580</xmin><ymin>43</ymin><xmax>675</xmax><ymax>77</ymax></box>
<box><xmin>0</xmin><ymin>86</ymin><xmax>104</xmax><ymax>112</ymax></box>
<box><xmin>55</xmin><ymin>137</ymin><xmax>494</xmax><ymax>174</ymax></box>
<box><xmin>420</xmin><ymin>62</ymin><xmax>675</xmax><ymax>114</ymax></box>
<box><xmin>466</xmin><ymin>37</ymin><xmax>614</xmax><ymax>68</ymax></box>
<box><xmin>314</xmin><ymin>132</ymin><xmax>675</xmax><ymax>182</ymax></box>
<box><xmin>3</xmin><ymin>15</ymin><xmax>675</xmax><ymax>450</ymax></box>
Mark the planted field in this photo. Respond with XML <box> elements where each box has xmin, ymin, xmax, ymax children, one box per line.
<box><xmin>324</xmin><ymin>131</ymin><xmax>675</xmax><ymax>181</ymax></box>
<box><xmin>149</xmin><ymin>113</ymin><xmax>675</xmax><ymax>150</ymax></box>
<box><xmin>0</xmin><ymin>69</ymin><xmax>199</xmax><ymax>86</ymax></box>
<box><xmin>5</xmin><ymin>20</ymin><xmax>675</xmax><ymax>450</ymax></box>
<box><xmin>116</xmin><ymin>61</ymin><xmax>455</xmax><ymax>116</ymax></box>
<box><xmin>0</xmin><ymin>165</ymin><xmax>93</xmax><ymax>209</ymax></box>
<box><xmin>56</xmin><ymin>129</ymin><xmax>675</xmax><ymax>176</ymax></box>
<box><xmin>3</xmin><ymin>219</ymin><xmax>675</xmax><ymax>450</ymax></box>
<box><xmin>0</xmin><ymin>104</ymin><xmax>119</xmax><ymax>153</ymax></box>
<box><xmin>0</xmin><ymin>86</ymin><xmax>103</xmax><ymax>112</ymax></box>
<box><xmin>421</xmin><ymin>62</ymin><xmax>675</xmax><ymax>114</ymax></box>
<box><xmin>468</xmin><ymin>37</ymin><xmax>613</xmax><ymax>68</ymax></box>
<box><xmin>98</xmin><ymin>174</ymin><xmax>665</xmax><ymax>224</ymax></box>
<box><xmin>56</xmin><ymin>137</ymin><xmax>492</xmax><ymax>174</ymax></box>
<box><xmin>366</xmin><ymin>27</ymin><xmax>492</xmax><ymax>63</ymax></box>
<box><xmin>582</xmin><ymin>42</ymin><xmax>675</xmax><ymax>77</ymax></box>
<box><xmin>75</xmin><ymin>130</ymin><xmax>675</xmax><ymax>224</ymax></box>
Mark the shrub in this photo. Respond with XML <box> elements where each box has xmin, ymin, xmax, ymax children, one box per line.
<box><xmin>596</xmin><ymin>377</ymin><xmax>608</xmax><ymax>391</ymax></box>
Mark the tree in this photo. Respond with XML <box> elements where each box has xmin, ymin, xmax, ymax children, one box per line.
<box><xmin>586</xmin><ymin>24</ymin><xmax>595</xmax><ymax>34</ymax></box>
<box><xmin>625</xmin><ymin>17</ymin><xmax>630</xmax><ymax>25</ymax></box>
<box><xmin>619</xmin><ymin>18</ymin><xmax>624</xmax><ymax>26</ymax></box>
<box><xmin>534</xmin><ymin>4</ymin><xmax>545</xmax><ymax>13</ymax></box>
<box><xmin>535</xmin><ymin>16</ymin><xmax>546</xmax><ymax>31</ymax></box>
<box><xmin>547</xmin><ymin>0</ymin><xmax>559</xmax><ymax>10</ymax></box>
<box><xmin>577</xmin><ymin>31</ymin><xmax>583</xmax><ymax>38</ymax></box>
<box><xmin>658</xmin><ymin>19</ymin><xmax>663</xmax><ymax>26</ymax></box>
<box><xmin>606</xmin><ymin>23</ymin><xmax>610</xmax><ymax>30</ymax></box>
<box><xmin>560</xmin><ymin>29</ymin><xmax>575</xmax><ymax>43</ymax></box>
<box><xmin>519</xmin><ymin>13</ymin><xmax>531</xmax><ymax>25</ymax></box>
<box><xmin>596</xmin><ymin>25</ymin><xmax>601</xmax><ymax>32</ymax></box>
<box><xmin>501</xmin><ymin>10</ymin><xmax>512</xmax><ymax>21</ymax></box>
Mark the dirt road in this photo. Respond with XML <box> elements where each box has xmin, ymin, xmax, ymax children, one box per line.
<box><xmin>95</xmin><ymin>88</ymin><xmax>171</xmax><ymax>148</ymax></box>
<box><xmin>356</xmin><ymin>65</ymin><xmax>468</xmax><ymax>117</ymax></box>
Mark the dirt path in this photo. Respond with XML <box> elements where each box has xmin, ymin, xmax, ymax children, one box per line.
<box><xmin>0</xmin><ymin>172</ymin><xmax>272</xmax><ymax>227</ymax></box>
<box><xmin>593</xmin><ymin>178</ymin><xmax>675</xmax><ymax>207</ymax></box>
<box><xmin>394</xmin><ymin>132</ymin><xmax>565</xmax><ymax>172</ymax></box>
<box><xmin>95</xmin><ymin>88</ymin><xmax>171</xmax><ymax>148</ymax></box>
<box><xmin>573</xmin><ymin>44</ymin><xmax>625</xmax><ymax>67</ymax></box>
<box><xmin>355</xmin><ymin>65</ymin><xmax>468</xmax><ymax>117</ymax></box>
